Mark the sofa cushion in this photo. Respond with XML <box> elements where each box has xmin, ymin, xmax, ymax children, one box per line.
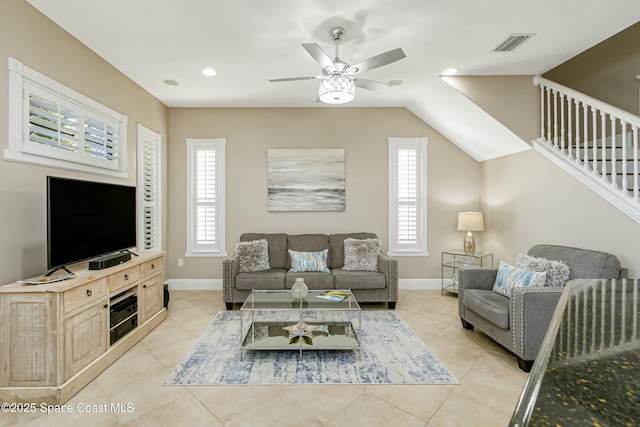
<box><xmin>328</xmin><ymin>233</ymin><xmax>377</xmax><ymax>268</ymax></box>
<box><xmin>527</xmin><ymin>244</ymin><xmax>621</xmax><ymax>279</ymax></box>
<box><xmin>240</xmin><ymin>233</ymin><xmax>288</xmax><ymax>269</ymax></box>
<box><xmin>285</xmin><ymin>272</ymin><xmax>334</xmax><ymax>290</ymax></box>
<box><xmin>288</xmin><ymin>249</ymin><xmax>330</xmax><ymax>273</ymax></box>
<box><xmin>343</xmin><ymin>238</ymin><xmax>381</xmax><ymax>272</ymax></box>
<box><xmin>235</xmin><ymin>269</ymin><xmax>286</xmax><ymax>290</ymax></box>
<box><xmin>288</xmin><ymin>234</ymin><xmax>330</xmax><ymax>266</ymax></box>
<box><xmin>464</xmin><ymin>289</ymin><xmax>510</xmax><ymax>330</ymax></box>
<box><xmin>236</xmin><ymin>239</ymin><xmax>270</xmax><ymax>273</ymax></box>
<box><xmin>516</xmin><ymin>253</ymin><xmax>570</xmax><ymax>287</ymax></box>
<box><xmin>332</xmin><ymin>268</ymin><xmax>386</xmax><ymax>290</ymax></box>
<box><xmin>492</xmin><ymin>261</ymin><xmax>546</xmax><ymax>297</ymax></box>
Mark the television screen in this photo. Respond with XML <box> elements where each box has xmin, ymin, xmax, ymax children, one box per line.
<box><xmin>47</xmin><ymin>176</ymin><xmax>136</xmax><ymax>270</ymax></box>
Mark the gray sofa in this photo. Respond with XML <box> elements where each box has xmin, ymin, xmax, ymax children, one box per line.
<box><xmin>222</xmin><ymin>232</ymin><xmax>398</xmax><ymax>309</ymax></box>
<box><xmin>458</xmin><ymin>244</ymin><xmax>627</xmax><ymax>371</ymax></box>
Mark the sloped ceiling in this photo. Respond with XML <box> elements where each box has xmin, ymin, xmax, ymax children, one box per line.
<box><xmin>24</xmin><ymin>0</ymin><xmax>640</xmax><ymax>161</ymax></box>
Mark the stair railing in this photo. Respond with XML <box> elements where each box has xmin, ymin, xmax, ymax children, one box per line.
<box><xmin>533</xmin><ymin>75</ymin><xmax>640</xmax><ymax>223</ymax></box>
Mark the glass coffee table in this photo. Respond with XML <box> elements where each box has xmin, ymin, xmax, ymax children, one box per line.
<box><xmin>240</xmin><ymin>289</ymin><xmax>361</xmax><ymax>360</ymax></box>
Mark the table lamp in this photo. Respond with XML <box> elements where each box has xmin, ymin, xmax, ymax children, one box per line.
<box><xmin>457</xmin><ymin>212</ymin><xmax>484</xmax><ymax>254</ymax></box>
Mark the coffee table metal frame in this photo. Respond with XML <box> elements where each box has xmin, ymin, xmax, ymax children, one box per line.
<box><xmin>240</xmin><ymin>289</ymin><xmax>361</xmax><ymax>360</ymax></box>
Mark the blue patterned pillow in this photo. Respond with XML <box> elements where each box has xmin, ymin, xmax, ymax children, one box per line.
<box><xmin>288</xmin><ymin>249</ymin><xmax>330</xmax><ymax>273</ymax></box>
<box><xmin>492</xmin><ymin>261</ymin><xmax>547</xmax><ymax>297</ymax></box>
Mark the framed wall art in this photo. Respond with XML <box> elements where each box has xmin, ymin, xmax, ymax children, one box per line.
<box><xmin>267</xmin><ymin>148</ymin><xmax>345</xmax><ymax>211</ymax></box>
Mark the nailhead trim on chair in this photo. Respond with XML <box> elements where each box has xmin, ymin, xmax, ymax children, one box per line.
<box><xmin>511</xmin><ymin>286</ymin><xmax>565</xmax><ymax>355</ymax></box>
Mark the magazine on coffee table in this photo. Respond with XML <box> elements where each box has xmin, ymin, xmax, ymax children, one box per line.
<box><xmin>316</xmin><ymin>290</ymin><xmax>351</xmax><ymax>302</ymax></box>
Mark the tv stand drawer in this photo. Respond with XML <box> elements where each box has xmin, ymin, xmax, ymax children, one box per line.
<box><xmin>64</xmin><ymin>278</ymin><xmax>107</xmax><ymax>313</ymax></box>
<box><xmin>109</xmin><ymin>266</ymin><xmax>140</xmax><ymax>292</ymax></box>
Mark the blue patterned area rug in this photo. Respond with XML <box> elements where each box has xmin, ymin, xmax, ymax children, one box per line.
<box><xmin>164</xmin><ymin>310</ymin><xmax>458</xmax><ymax>386</ymax></box>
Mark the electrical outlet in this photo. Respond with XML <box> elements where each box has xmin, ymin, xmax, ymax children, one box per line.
<box><xmin>178</xmin><ymin>258</ymin><xmax>184</xmax><ymax>267</ymax></box>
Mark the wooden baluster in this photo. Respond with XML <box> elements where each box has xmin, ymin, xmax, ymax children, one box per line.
<box><xmin>583</xmin><ymin>103</ymin><xmax>589</xmax><ymax>166</ymax></box>
<box><xmin>610</xmin><ymin>116</ymin><xmax>617</xmax><ymax>188</ymax></box>
<box><xmin>592</xmin><ymin>107</ymin><xmax>598</xmax><ymax>173</ymax></box>
<box><xmin>553</xmin><ymin>89</ymin><xmax>559</xmax><ymax>147</ymax></box>
<box><xmin>560</xmin><ymin>93</ymin><xmax>566</xmax><ymax>151</ymax></box>
<box><xmin>622</xmin><ymin>121</ymin><xmax>628</xmax><ymax>194</ymax></box>
<box><xmin>601</xmin><ymin>112</ymin><xmax>607</xmax><ymax>180</ymax></box>
<box><xmin>633</xmin><ymin>126</ymin><xmax>639</xmax><ymax>200</ymax></box>
<box><xmin>546</xmin><ymin>87</ymin><xmax>552</xmax><ymax>143</ymax></box>
<box><xmin>567</xmin><ymin>96</ymin><xmax>573</xmax><ymax>157</ymax></box>
<box><xmin>575</xmin><ymin>100</ymin><xmax>581</xmax><ymax>162</ymax></box>
<box><xmin>539</xmin><ymin>84</ymin><xmax>545</xmax><ymax>139</ymax></box>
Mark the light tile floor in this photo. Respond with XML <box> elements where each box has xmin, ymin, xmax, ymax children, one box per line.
<box><xmin>10</xmin><ymin>290</ymin><xmax>528</xmax><ymax>427</ymax></box>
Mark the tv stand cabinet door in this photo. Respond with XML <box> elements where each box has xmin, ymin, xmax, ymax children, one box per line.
<box><xmin>63</xmin><ymin>301</ymin><xmax>108</xmax><ymax>381</ymax></box>
<box><xmin>139</xmin><ymin>274</ymin><xmax>163</xmax><ymax>324</ymax></box>
<box><xmin>0</xmin><ymin>293</ymin><xmax>58</xmax><ymax>387</ymax></box>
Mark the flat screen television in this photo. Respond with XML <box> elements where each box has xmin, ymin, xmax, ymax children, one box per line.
<box><xmin>47</xmin><ymin>176</ymin><xmax>137</xmax><ymax>272</ymax></box>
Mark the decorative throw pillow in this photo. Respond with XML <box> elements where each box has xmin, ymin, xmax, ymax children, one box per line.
<box><xmin>288</xmin><ymin>249</ymin><xmax>330</xmax><ymax>273</ymax></box>
<box><xmin>516</xmin><ymin>253</ymin><xmax>570</xmax><ymax>287</ymax></box>
<box><xmin>342</xmin><ymin>238</ymin><xmax>381</xmax><ymax>271</ymax></box>
<box><xmin>236</xmin><ymin>239</ymin><xmax>270</xmax><ymax>273</ymax></box>
<box><xmin>492</xmin><ymin>261</ymin><xmax>547</xmax><ymax>298</ymax></box>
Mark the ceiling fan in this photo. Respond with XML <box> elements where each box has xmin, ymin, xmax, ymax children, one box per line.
<box><xmin>269</xmin><ymin>27</ymin><xmax>406</xmax><ymax>104</ymax></box>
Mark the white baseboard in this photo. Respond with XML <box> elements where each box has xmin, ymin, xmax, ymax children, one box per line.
<box><xmin>165</xmin><ymin>278</ymin><xmax>445</xmax><ymax>291</ymax></box>
<box><xmin>165</xmin><ymin>278</ymin><xmax>222</xmax><ymax>290</ymax></box>
<box><xmin>399</xmin><ymin>279</ymin><xmax>445</xmax><ymax>290</ymax></box>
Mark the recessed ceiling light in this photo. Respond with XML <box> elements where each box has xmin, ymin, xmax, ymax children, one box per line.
<box><xmin>388</xmin><ymin>80</ymin><xmax>404</xmax><ymax>86</ymax></box>
<box><xmin>202</xmin><ymin>67</ymin><xmax>217</xmax><ymax>77</ymax></box>
<box><xmin>164</xmin><ymin>79</ymin><xmax>180</xmax><ymax>86</ymax></box>
<box><xmin>442</xmin><ymin>68</ymin><xmax>458</xmax><ymax>76</ymax></box>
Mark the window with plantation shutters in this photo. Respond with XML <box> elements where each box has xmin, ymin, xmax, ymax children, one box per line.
<box><xmin>137</xmin><ymin>124</ymin><xmax>161</xmax><ymax>251</ymax></box>
<box><xmin>186</xmin><ymin>138</ymin><xmax>226</xmax><ymax>257</ymax></box>
<box><xmin>6</xmin><ymin>57</ymin><xmax>128</xmax><ymax>177</ymax></box>
<box><xmin>388</xmin><ymin>137</ymin><xmax>428</xmax><ymax>256</ymax></box>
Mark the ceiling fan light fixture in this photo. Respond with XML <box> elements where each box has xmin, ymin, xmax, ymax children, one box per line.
<box><xmin>318</xmin><ymin>75</ymin><xmax>355</xmax><ymax>104</ymax></box>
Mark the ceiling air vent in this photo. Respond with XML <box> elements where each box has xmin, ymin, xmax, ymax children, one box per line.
<box><xmin>492</xmin><ymin>33</ymin><xmax>535</xmax><ymax>52</ymax></box>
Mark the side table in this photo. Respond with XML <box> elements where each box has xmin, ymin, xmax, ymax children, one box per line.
<box><xmin>441</xmin><ymin>250</ymin><xmax>493</xmax><ymax>295</ymax></box>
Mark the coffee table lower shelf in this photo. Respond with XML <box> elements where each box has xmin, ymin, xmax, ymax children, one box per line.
<box><xmin>241</xmin><ymin>320</ymin><xmax>360</xmax><ymax>359</ymax></box>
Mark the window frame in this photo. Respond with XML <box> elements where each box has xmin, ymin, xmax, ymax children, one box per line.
<box><xmin>5</xmin><ymin>57</ymin><xmax>128</xmax><ymax>178</ymax></box>
<box><xmin>185</xmin><ymin>138</ymin><xmax>226</xmax><ymax>257</ymax></box>
<box><xmin>388</xmin><ymin>137</ymin><xmax>428</xmax><ymax>257</ymax></box>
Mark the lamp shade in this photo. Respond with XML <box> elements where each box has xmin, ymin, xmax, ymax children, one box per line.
<box><xmin>318</xmin><ymin>75</ymin><xmax>355</xmax><ymax>104</ymax></box>
<box><xmin>457</xmin><ymin>212</ymin><xmax>484</xmax><ymax>231</ymax></box>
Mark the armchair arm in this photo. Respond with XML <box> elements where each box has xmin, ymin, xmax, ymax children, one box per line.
<box><xmin>458</xmin><ymin>268</ymin><xmax>498</xmax><ymax>292</ymax></box>
<box><xmin>377</xmin><ymin>253</ymin><xmax>398</xmax><ymax>303</ymax></box>
<box><xmin>222</xmin><ymin>253</ymin><xmax>240</xmax><ymax>304</ymax></box>
<box><xmin>458</xmin><ymin>268</ymin><xmax>498</xmax><ymax>319</ymax></box>
<box><xmin>511</xmin><ymin>286</ymin><xmax>565</xmax><ymax>360</ymax></box>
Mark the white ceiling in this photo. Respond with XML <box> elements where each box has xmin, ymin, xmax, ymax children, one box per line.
<box><xmin>25</xmin><ymin>0</ymin><xmax>640</xmax><ymax>160</ymax></box>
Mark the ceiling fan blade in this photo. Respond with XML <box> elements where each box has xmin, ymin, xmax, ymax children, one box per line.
<box><xmin>268</xmin><ymin>76</ymin><xmax>318</xmax><ymax>82</ymax></box>
<box><xmin>302</xmin><ymin>43</ymin><xmax>335</xmax><ymax>70</ymax></box>
<box><xmin>351</xmin><ymin>48</ymin><xmax>406</xmax><ymax>73</ymax></box>
<box><xmin>355</xmin><ymin>78</ymin><xmax>391</xmax><ymax>93</ymax></box>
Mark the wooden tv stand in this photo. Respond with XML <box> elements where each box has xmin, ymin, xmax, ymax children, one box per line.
<box><xmin>0</xmin><ymin>251</ymin><xmax>166</xmax><ymax>404</ymax></box>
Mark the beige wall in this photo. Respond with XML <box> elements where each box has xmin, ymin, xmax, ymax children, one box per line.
<box><xmin>481</xmin><ymin>149</ymin><xmax>640</xmax><ymax>275</ymax></box>
<box><xmin>544</xmin><ymin>21</ymin><xmax>640</xmax><ymax>115</ymax></box>
<box><xmin>167</xmin><ymin>107</ymin><xmax>481</xmax><ymax>280</ymax></box>
<box><xmin>0</xmin><ymin>0</ymin><xmax>169</xmax><ymax>284</ymax></box>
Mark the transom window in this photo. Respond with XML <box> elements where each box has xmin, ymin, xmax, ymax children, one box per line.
<box><xmin>6</xmin><ymin>57</ymin><xmax>128</xmax><ymax>177</ymax></box>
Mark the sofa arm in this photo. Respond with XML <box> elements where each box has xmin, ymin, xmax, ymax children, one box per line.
<box><xmin>511</xmin><ymin>286</ymin><xmax>565</xmax><ymax>360</ymax></box>
<box><xmin>222</xmin><ymin>254</ymin><xmax>240</xmax><ymax>305</ymax></box>
<box><xmin>378</xmin><ymin>253</ymin><xmax>398</xmax><ymax>303</ymax></box>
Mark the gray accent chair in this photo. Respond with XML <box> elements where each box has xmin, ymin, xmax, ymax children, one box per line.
<box><xmin>223</xmin><ymin>232</ymin><xmax>398</xmax><ymax>310</ymax></box>
<box><xmin>458</xmin><ymin>244</ymin><xmax>627</xmax><ymax>371</ymax></box>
